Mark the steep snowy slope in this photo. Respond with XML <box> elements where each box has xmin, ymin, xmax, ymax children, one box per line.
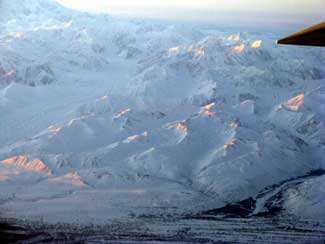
<box><xmin>282</xmin><ymin>174</ymin><xmax>325</xmax><ymax>219</ymax></box>
<box><xmin>0</xmin><ymin>0</ymin><xmax>324</xmax><ymax>225</ymax></box>
<box><xmin>0</xmin><ymin>0</ymin><xmax>72</xmax><ymax>27</ymax></box>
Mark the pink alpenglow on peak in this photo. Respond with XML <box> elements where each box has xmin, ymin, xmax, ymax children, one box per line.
<box><xmin>202</xmin><ymin>102</ymin><xmax>216</xmax><ymax>111</ymax></box>
<box><xmin>48</xmin><ymin>172</ymin><xmax>87</xmax><ymax>187</ymax></box>
<box><xmin>228</xmin><ymin>34</ymin><xmax>240</xmax><ymax>42</ymax></box>
<box><xmin>284</xmin><ymin>94</ymin><xmax>305</xmax><ymax>111</ymax></box>
<box><xmin>114</xmin><ymin>108</ymin><xmax>131</xmax><ymax>118</ymax></box>
<box><xmin>127</xmin><ymin>134</ymin><xmax>141</xmax><ymax>141</ymax></box>
<box><xmin>251</xmin><ymin>40</ymin><xmax>262</xmax><ymax>48</ymax></box>
<box><xmin>1</xmin><ymin>155</ymin><xmax>52</xmax><ymax>175</ymax></box>
<box><xmin>223</xmin><ymin>138</ymin><xmax>236</xmax><ymax>150</ymax></box>
<box><xmin>232</xmin><ymin>44</ymin><xmax>245</xmax><ymax>53</ymax></box>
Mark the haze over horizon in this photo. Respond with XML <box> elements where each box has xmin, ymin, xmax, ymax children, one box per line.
<box><xmin>56</xmin><ymin>0</ymin><xmax>325</xmax><ymax>27</ymax></box>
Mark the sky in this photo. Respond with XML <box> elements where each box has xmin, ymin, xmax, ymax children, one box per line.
<box><xmin>56</xmin><ymin>0</ymin><xmax>325</xmax><ymax>27</ymax></box>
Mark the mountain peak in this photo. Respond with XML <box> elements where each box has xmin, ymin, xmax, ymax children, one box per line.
<box><xmin>0</xmin><ymin>0</ymin><xmax>69</xmax><ymax>22</ymax></box>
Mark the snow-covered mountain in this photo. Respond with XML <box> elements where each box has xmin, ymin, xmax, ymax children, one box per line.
<box><xmin>0</xmin><ymin>0</ymin><xmax>324</xmax><ymax>228</ymax></box>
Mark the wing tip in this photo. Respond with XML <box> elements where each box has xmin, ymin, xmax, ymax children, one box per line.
<box><xmin>277</xmin><ymin>21</ymin><xmax>325</xmax><ymax>47</ymax></box>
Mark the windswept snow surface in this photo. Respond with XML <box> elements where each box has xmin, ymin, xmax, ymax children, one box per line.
<box><xmin>0</xmin><ymin>0</ymin><xmax>325</xmax><ymax>228</ymax></box>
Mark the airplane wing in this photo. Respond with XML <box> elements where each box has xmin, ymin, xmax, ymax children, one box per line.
<box><xmin>277</xmin><ymin>22</ymin><xmax>325</xmax><ymax>47</ymax></box>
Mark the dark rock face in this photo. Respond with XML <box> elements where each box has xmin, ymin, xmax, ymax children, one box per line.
<box><xmin>201</xmin><ymin>198</ymin><xmax>257</xmax><ymax>218</ymax></box>
<box><xmin>0</xmin><ymin>64</ymin><xmax>18</xmax><ymax>86</ymax></box>
<box><xmin>0</xmin><ymin>63</ymin><xmax>56</xmax><ymax>87</ymax></box>
<box><xmin>0</xmin><ymin>221</ymin><xmax>36</xmax><ymax>243</ymax></box>
<box><xmin>239</xmin><ymin>93</ymin><xmax>259</xmax><ymax>102</ymax></box>
<box><xmin>24</xmin><ymin>64</ymin><xmax>56</xmax><ymax>86</ymax></box>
